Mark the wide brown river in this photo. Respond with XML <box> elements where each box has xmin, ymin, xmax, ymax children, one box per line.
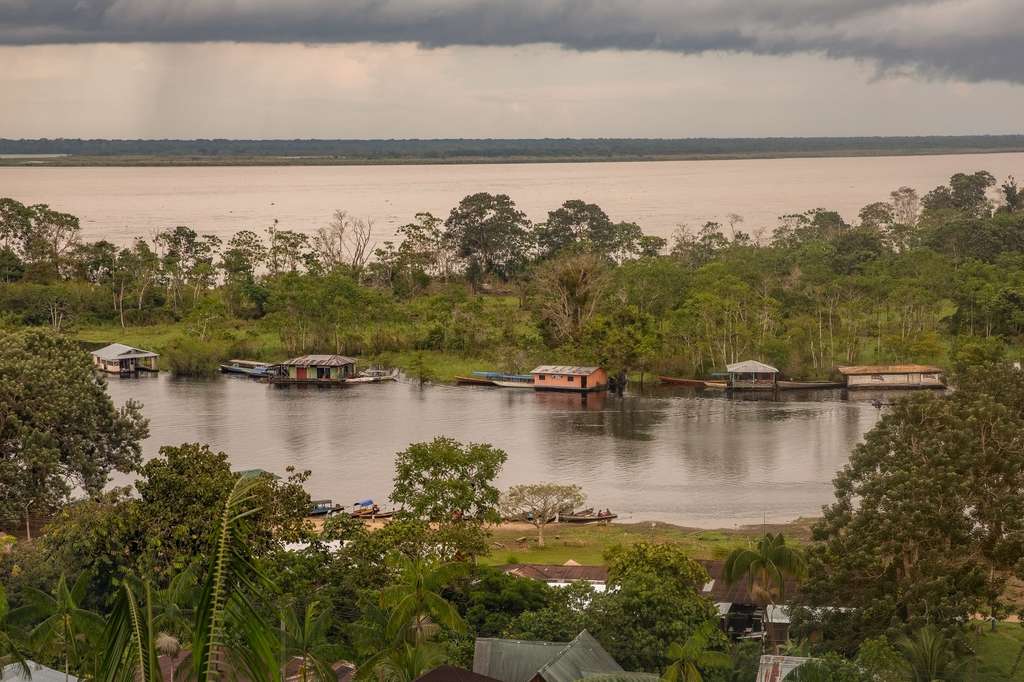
<box><xmin>3</xmin><ymin>152</ymin><xmax>1023</xmax><ymax>243</ymax></box>
<box><xmin>105</xmin><ymin>374</ymin><xmax>882</xmax><ymax>527</ymax></box>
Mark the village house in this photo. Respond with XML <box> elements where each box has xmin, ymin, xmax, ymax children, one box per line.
<box><xmin>726</xmin><ymin>360</ymin><xmax>779</xmax><ymax>390</ymax></box>
<box><xmin>837</xmin><ymin>364</ymin><xmax>945</xmax><ymax>389</ymax></box>
<box><xmin>530</xmin><ymin>366</ymin><xmax>609</xmax><ymax>392</ymax></box>
<box><xmin>474</xmin><ymin>631</ymin><xmax>635</xmax><ymax>682</ymax></box>
<box><xmin>90</xmin><ymin>343</ymin><xmax>159</xmax><ymax>374</ymax></box>
<box><xmin>268</xmin><ymin>354</ymin><xmax>356</xmax><ymax>384</ymax></box>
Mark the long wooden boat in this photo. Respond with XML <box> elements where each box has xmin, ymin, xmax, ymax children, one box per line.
<box><xmin>350</xmin><ymin>508</ymin><xmax>396</xmax><ymax>520</ymax></box>
<box><xmin>456</xmin><ymin>375</ymin><xmax>496</xmax><ymax>386</ymax></box>
<box><xmin>220</xmin><ymin>359</ymin><xmax>272</xmax><ymax>377</ymax></box>
<box><xmin>777</xmin><ymin>380</ymin><xmax>844</xmax><ymax>390</ymax></box>
<box><xmin>560</xmin><ymin>513</ymin><xmax>618</xmax><ymax>524</ymax></box>
<box><xmin>492</xmin><ymin>379</ymin><xmax>535</xmax><ymax>388</ymax></box>
<box><xmin>703</xmin><ymin>381</ymin><xmax>728</xmax><ymax>390</ymax></box>
<box><xmin>659</xmin><ymin>375</ymin><xmax>706</xmax><ymax>387</ymax></box>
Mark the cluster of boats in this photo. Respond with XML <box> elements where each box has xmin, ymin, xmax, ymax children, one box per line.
<box><xmin>307</xmin><ymin>499</ymin><xmax>396</xmax><ymax>520</ymax></box>
<box><xmin>456</xmin><ymin>371</ymin><xmax>535</xmax><ymax>388</ymax></box>
<box><xmin>658</xmin><ymin>375</ymin><xmax>843</xmax><ymax>390</ymax></box>
<box><xmin>220</xmin><ymin>359</ymin><xmax>397</xmax><ymax>384</ymax></box>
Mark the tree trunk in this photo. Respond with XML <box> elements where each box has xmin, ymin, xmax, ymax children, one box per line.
<box><xmin>537</xmin><ymin>522</ymin><xmax>545</xmax><ymax>547</ymax></box>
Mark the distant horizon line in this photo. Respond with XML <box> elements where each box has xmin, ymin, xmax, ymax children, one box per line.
<box><xmin>3</xmin><ymin>134</ymin><xmax>1024</xmax><ymax>143</ymax></box>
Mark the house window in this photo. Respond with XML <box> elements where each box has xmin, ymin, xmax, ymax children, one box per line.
<box><xmin>568</xmin><ymin>375</ymin><xmax>575</xmax><ymax>382</ymax></box>
<box><xmin>871</xmin><ymin>374</ymin><xmax>885</xmax><ymax>382</ymax></box>
<box><xmin>538</xmin><ymin>375</ymin><xmax>546</xmax><ymax>380</ymax></box>
<box><xmin>317</xmin><ymin>367</ymin><xmax>331</xmax><ymax>379</ymax></box>
<box><xmin>923</xmin><ymin>373</ymin><xmax>936</xmax><ymax>380</ymax></box>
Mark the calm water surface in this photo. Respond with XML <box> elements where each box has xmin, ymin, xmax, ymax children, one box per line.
<box><xmin>3</xmin><ymin>152</ymin><xmax>1023</xmax><ymax>244</ymax></box>
<box><xmin>105</xmin><ymin>375</ymin><xmax>881</xmax><ymax>527</ymax></box>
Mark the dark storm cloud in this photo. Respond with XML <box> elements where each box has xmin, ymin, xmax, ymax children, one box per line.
<box><xmin>1</xmin><ymin>0</ymin><xmax>1021</xmax><ymax>83</ymax></box>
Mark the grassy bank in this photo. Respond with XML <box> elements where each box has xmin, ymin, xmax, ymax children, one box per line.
<box><xmin>479</xmin><ymin>518</ymin><xmax>817</xmax><ymax>566</ymax></box>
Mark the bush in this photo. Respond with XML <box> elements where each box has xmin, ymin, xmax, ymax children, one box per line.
<box><xmin>163</xmin><ymin>335</ymin><xmax>226</xmax><ymax>376</ymax></box>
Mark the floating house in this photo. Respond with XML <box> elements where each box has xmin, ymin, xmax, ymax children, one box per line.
<box><xmin>268</xmin><ymin>354</ymin><xmax>356</xmax><ymax>384</ymax></box>
<box><xmin>90</xmin><ymin>343</ymin><xmax>159</xmax><ymax>374</ymax></box>
<box><xmin>530</xmin><ymin>366</ymin><xmax>608</xmax><ymax>392</ymax></box>
<box><xmin>837</xmin><ymin>364</ymin><xmax>945</xmax><ymax>390</ymax></box>
<box><xmin>726</xmin><ymin>360</ymin><xmax>779</xmax><ymax>390</ymax></box>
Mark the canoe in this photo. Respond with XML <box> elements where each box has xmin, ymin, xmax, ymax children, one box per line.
<box><xmin>703</xmin><ymin>381</ymin><xmax>728</xmax><ymax>389</ymax></box>
<box><xmin>220</xmin><ymin>359</ymin><xmax>272</xmax><ymax>377</ymax></box>
<box><xmin>456</xmin><ymin>375</ymin><xmax>496</xmax><ymax>386</ymax></box>
<box><xmin>350</xmin><ymin>509</ymin><xmax>396</xmax><ymax>520</ymax></box>
<box><xmin>560</xmin><ymin>514</ymin><xmax>618</xmax><ymax>524</ymax></box>
<box><xmin>659</xmin><ymin>376</ymin><xmax>706</xmax><ymax>387</ymax></box>
<box><xmin>777</xmin><ymin>380</ymin><xmax>844</xmax><ymax>390</ymax></box>
<box><xmin>492</xmin><ymin>379</ymin><xmax>534</xmax><ymax>388</ymax></box>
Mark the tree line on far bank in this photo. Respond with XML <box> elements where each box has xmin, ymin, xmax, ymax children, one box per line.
<box><xmin>2</xmin><ymin>169</ymin><xmax>1024</xmax><ymax>379</ymax></box>
<box><xmin>5</xmin><ymin>330</ymin><xmax>1024</xmax><ymax>679</ymax></box>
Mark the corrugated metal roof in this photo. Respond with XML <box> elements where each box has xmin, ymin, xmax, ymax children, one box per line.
<box><xmin>91</xmin><ymin>342</ymin><xmax>159</xmax><ymax>361</ymax></box>
<box><xmin>473</xmin><ymin>638</ymin><xmax>567</xmax><ymax>682</ymax></box>
<box><xmin>837</xmin><ymin>364</ymin><xmax>943</xmax><ymax>375</ymax></box>
<box><xmin>535</xmin><ymin>631</ymin><xmax>623</xmax><ymax>682</ymax></box>
<box><xmin>531</xmin><ymin>366</ymin><xmax>601</xmax><ymax>376</ymax></box>
<box><xmin>503</xmin><ymin>564</ymin><xmax>609</xmax><ymax>582</ymax></box>
<box><xmin>416</xmin><ymin>665</ymin><xmax>502</xmax><ymax>682</ymax></box>
<box><xmin>577</xmin><ymin>675</ymin><xmax>659</xmax><ymax>682</ymax></box>
<box><xmin>726</xmin><ymin>360</ymin><xmax>778</xmax><ymax>374</ymax></box>
<box><xmin>280</xmin><ymin>355</ymin><xmax>356</xmax><ymax>367</ymax></box>
<box><xmin>4</xmin><ymin>661</ymin><xmax>79</xmax><ymax>682</ymax></box>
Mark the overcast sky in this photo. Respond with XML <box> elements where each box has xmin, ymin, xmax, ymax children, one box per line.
<box><xmin>2</xmin><ymin>0</ymin><xmax>1023</xmax><ymax>139</ymax></box>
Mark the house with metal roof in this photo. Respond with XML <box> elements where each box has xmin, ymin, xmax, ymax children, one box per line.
<box><xmin>530</xmin><ymin>366</ymin><xmax>608</xmax><ymax>393</ymax></box>
<box><xmin>268</xmin><ymin>354</ymin><xmax>357</xmax><ymax>384</ymax></box>
<box><xmin>2</xmin><ymin>661</ymin><xmax>79</xmax><ymax>682</ymax></box>
<box><xmin>415</xmin><ymin>665</ymin><xmax>502</xmax><ymax>682</ymax></box>
<box><xmin>474</xmin><ymin>631</ymin><xmax>622</xmax><ymax>682</ymax></box>
<box><xmin>837</xmin><ymin>364</ymin><xmax>945</xmax><ymax>390</ymax></box>
<box><xmin>90</xmin><ymin>342</ymin><xmax>159</xmax><ymax>374</ymax></box>
<box><xmin>725</xmin><ymin>360</ymin><xmax>778</xmax><ymax>390</ymax></box>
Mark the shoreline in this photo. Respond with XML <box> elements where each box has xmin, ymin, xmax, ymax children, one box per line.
<box><xmin>3</xmin><ymin>147</ymin><xmax>1024</xmax><ymax>168</ymax></box>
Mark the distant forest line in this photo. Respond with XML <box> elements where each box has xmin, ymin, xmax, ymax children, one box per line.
<box><xmin>2</xmin><ymin>135</ymin><xmax>1024</xmax><ymax>166</ymax></box>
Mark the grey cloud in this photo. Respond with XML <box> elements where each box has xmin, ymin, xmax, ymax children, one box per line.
<box><xmin>1</xmin><ymin>1</ymin><xmax>1022</xmax><ymax>83</ymax></box>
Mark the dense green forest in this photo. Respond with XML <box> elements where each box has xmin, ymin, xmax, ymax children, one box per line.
<box><xmin>2</xmin><ymin>136</ymin><xmax>1024</xmax><ymax>165</ymax></box>
<box><xmin>2</xmin><ymin>168</ymin><xmax>1023</xmax><ymax>379</ymax></box>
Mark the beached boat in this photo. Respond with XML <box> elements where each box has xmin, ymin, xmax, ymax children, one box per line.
<box><xmin>307</xmin><ymin>499</ymin><xmax>342</xmax><ymax>517</ymax></box>
<box><xmin>220</xmin><ymin>359</ymin><xmax>272</xmax><ymax>377</ymax></box>
<box><xmin>777</xmin><ymin>380</ymin><xmax>844</xmax><ymax>390</ymax></box>
<box><xmin>560</xmin><ymin>512</ymin><xmax>617</xmax><ymax>524</ymax></box>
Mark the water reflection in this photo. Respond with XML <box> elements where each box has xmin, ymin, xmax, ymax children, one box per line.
<box><xmin>105</xmin><ymin>375</ymin><xmax>884</xmax><ymax>527</ymax></box>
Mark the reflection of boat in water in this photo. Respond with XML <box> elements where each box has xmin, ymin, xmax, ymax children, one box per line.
<box><xmin>776</xmin><ymin>380</ymin><xmax>843</xmax><ymax>390</ymax></box>
<box><xmin>220</xmin><ymin>359</ymin><xmax>272</xmax><ymax>377</ymax></box>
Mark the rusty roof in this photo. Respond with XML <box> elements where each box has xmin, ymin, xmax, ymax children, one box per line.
<box><xmin>531</xmin><ymin>366</ymin><xmax>602</xmax><ymax>376</ymax></box>
<box><xmin>837</xmin><ymin>364</ymin><xmax>943</xmax><ymax>375</ymax></box>
<box><xmin>280</xmin><ymin>354</ymin><xmax>356</xmax><ymax>367</ymax></box>
<box><xmin>500</xmin><ymin>561</ymin><xmax>801</xmax><ymax>605</ymax></box>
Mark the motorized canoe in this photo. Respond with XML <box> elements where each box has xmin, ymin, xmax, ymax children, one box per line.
<box><xmin>220</xmin><ymin>359</ymin><xmax>272</xmax><ymax>377</ymax></box>
<box><xmin>560</xmin><ymin>513</ymin><xmax>618</xmax><ymax>524</ymax></box>
<box><xmin>492</xmin><ymin>379</ymin><xmax>535</xmax><ymax>388</ymax></box>
<box><xmin>776</xmin><ymin>380</ymin><xmax>844</xmax><ymax>390</ymax></box>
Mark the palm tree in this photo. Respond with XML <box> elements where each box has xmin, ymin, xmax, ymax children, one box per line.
<box><xmin>379</xmin><ymin>556</ymin><xmax>467</xmax><ymax>645</ymax></box>
<box><xmin>661</xmin><ymin>620</ymin><xmax>731</xmax><ymax>682</ymax></box>
<box><xmin>0</xmin><ymin>584</ymin><xmax>29</xmax><ymax>678</ymax></box>
<box><xmin>372</xmin><ymin>642</ymin><xmax>446</xmax><ymax>682</ymax></box>
<box><xmin>280</xmin><ymin>600</ymin><xmax>341</xmax><ymax>682</ymax></box>
<box><xmin>723</xmin><ymin>533</ymin><xmax>806</xmax><ymax>605</ymax></box>
<box><xmin>898</xmin><ymin>625</ymin><xmax>965</xmax><ymax>681</ymax></box>
<box><xmin>9</xmin><ymin>573</ymin><xmax>104</xmax><ymax>681</ymax></box>
<box><xmin>99</xmin><ymin>473</ymin><xmax>279</xmax><ymax>682</ymax></box>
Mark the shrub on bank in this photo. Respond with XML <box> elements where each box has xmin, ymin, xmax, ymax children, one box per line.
<box><xmin>163</xmin><ymin>335</ymin><xmax>226</xmax><ymax>376</ymax></box>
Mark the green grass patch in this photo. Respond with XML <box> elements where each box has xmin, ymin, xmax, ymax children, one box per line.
<box><xmin>970</xmin><ymin>622</ymin><xmax>1024</xmax><ymax>681</ymax></box>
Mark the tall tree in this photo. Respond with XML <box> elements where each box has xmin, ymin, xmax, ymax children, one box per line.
<box><xmin>390</xmin><ymin>437</ymin><xmax>507</xmax><ymax>523</ymax></box>
<box><xmin>723</xmin><ymin>533</ymin><xmax>806</xmax><ymax>605</ymax></box>
<box><xmin>661</xmin><ymin>620</ymin><xmax>732</xmax><ymax>682</ymax></box>
<box><xmin>0</xmin><ymin>330</ymin><xmax>148</xmax><ymax>538</ymax></box>
<box><xmin>444</xmin><ymin>193</ymin><xmax>532</xmax><ymax>287</ymax></box>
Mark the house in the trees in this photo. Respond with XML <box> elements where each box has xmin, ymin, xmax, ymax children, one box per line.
<box><xmin>474</xmin><ymin>631</ymin><xmax>626</xmax><ymax>682</ymax></box>
<box><xmin>268</xmin><ymin>355</ymin><xmax>356</xmax><ymax>384</ymax></box>
<box><xmin>90</xmin><ymin>343</ymin><xmax>159</xmax><ymax>374</ymax></box>
<box><xmin>726</xmin><ymin>360</ymin><xmax>779</xmax><ymax>390</ymax></box>
<box><xmin>837</xmin><ymin>364</ymin><xmax>945</xmax><ymax>390</ymax></box>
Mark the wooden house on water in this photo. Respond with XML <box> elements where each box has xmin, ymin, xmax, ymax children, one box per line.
<box><xmin>530</xmin><ymin>366</ymin><xmax>608</xmax><ymax>392</ymax></box>
<box><xmin>838</xmin><ymin>364</ymin><xmax>945</xmax><ymax>390</ymax></box>
<box><xmin>726</xmin><ymin>360</ymin><xmax>779</xmax><ymax>390</ymax></box>
<box><xmin>268</xmin><ymin>355</ymin><xmax>356</xmax><ymax>385</ymax></box>
<box><xmin>91</xmin><ymin>343</ymin><xmax>159</xmax><ymax>374</ymax></box>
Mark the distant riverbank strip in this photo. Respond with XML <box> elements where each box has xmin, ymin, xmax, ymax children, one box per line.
<box><xmin>3</xmin><ymin>135</ymin><xmax>1024</xmax><ymax>166</ymax></box>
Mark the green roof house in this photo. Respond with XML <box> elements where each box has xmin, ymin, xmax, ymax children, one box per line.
<box><xmin>473</xmin><ymin>631</ymin><xmax>622</xmax><ymax>682</ymax></box>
